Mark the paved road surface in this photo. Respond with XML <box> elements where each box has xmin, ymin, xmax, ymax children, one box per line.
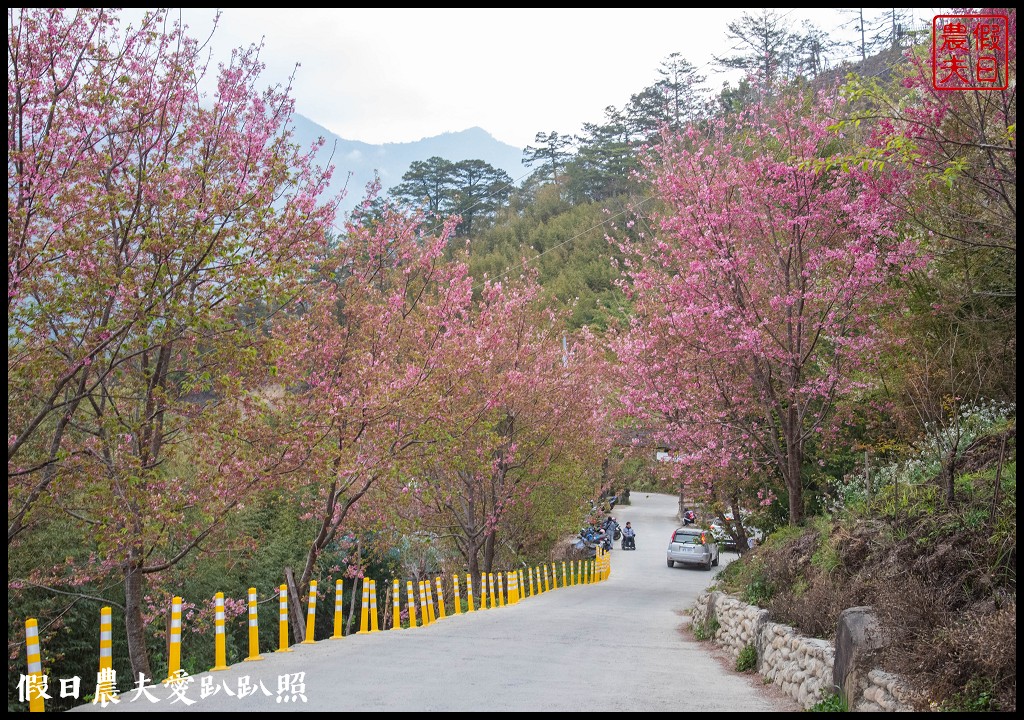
<box><xmin>73</xmin><ymin>492</ymin><xmax>790</xmax><ymax>712</ymax></box>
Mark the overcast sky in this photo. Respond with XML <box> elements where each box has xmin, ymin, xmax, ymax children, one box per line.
<box><xmin>117</xmin><ymin>8</ymin><xmax>941</xmax><ymax>150</ymax></box>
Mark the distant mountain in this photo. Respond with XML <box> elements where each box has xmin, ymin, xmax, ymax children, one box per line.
<box><xmin>289</xmin><ymin>114</ymin><xmax>525</xmax><ymax>219</ymax></box>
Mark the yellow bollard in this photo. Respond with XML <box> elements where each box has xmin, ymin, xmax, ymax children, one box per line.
<box><xmin>245</xmin><ymin>588</ymin><xmax>263</xmax><ymax>660</ymax></box>
<box><xmin>508</xmin><ymin>571</ymin><xmax>517</xmax><ymax>604</ymax></box>
<box><xmin>543</xmin><ymin>565</ymin><xmax>550</xmax><ymax>592</ymax></box>
<box><xmin>496</xmin><ymin>573</ymin><xmax>504</xmax><ymax>607</ymax></box>
<box><xmin>550</xmin><ymin>563</ymin><xmax>558</xmax><ymax>590</ymax></box>
<box><xmin>167</xmin><ymin>596</ymin><xmax>184</xmax><ymax>678</ymax></box>
<box><xmin>301</xmin><ymin>580</ymin><xmax>317</xmax><ymax>644</ymax></box>
<box><xmin>418</xmin><ymin>581</ymin><xmax>430</xmax><ymax>624</ymax></box>
<box><xmin>528</xmin><ymin>566</ymin><xmax>536</xmax><ymax>596</ymax></box>
<box><xmin>211</xmin><ymin>592</ymin><xmax>229</xmax><ymax>670</ymax></box>
<box><xmin>562</xmin><ymin>561</ymin><xmax>568</xmax><ymax>588</ymax></box>
<box><xmin>392</xmin><ymin>579</ymin><xmax>402</xmax><ymax>629</ymax></box>
<box><xmin>401</xmin><ymin>581</ymin><xmax>413</xmax><ymax>630</ymax></box>
<box><xmin>453</xmin><ymin>575</ymin><xmax>463</xmax><ymax>614</ymax></box>
<box><xmin>370</xmin><ymin>579</ymin><xmax>379</xmax><ymax>632</ymax></box>
<box><xmin>435</xmin><ymin>577</ymin><xmax>447</xmax><ymax>619</ymax></box>
<box><xmin>425</xmin><ymin>581</ymin><xmax>436</xmax><ymax>624</ymax></box>
<box><xmin>24</xmin><ymin>619</ymin><xmax>45</xmax><ymax>712</ymax></box>
<box><xmin>466</xmin><ymin>574</ymin><xmax>476</xmax><ymax>612</ymax></box>
<box><xmin>99</xmin><ymin>606</ymin><xmax>113</xmax><ymax>671</ymax></box>
<box><xmin>357</xmin><ymin>578</ymin><xmax>370</xmax><ymax>633</ymax></box>
<box><xmin>331</xmin><ymin>580</ymin><xmax>344</xmax><ymax>639</ymax></box>
<box><xmin>517</xmin><ymin>569</ymin><xmax>525</xmax><ymax>601</ymax></box>
<box><xmin>479</xmin><ymin>576</ymin><xmax>488</xmax><ymax>609</ymax></box>
<box><xmin>488</xmin><ymin>573</ymin><xmax>497</xmax><ymax>608</ymax></box>
<box><xmin>278</xmin><ymin>585</ymin><xmax>292</xmax><ymax>652</ymax></box>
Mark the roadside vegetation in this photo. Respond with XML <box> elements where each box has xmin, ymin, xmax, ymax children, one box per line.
<box><xmin>714</xmin><ymin>406</ymin><xmax>1016</xmax><ymax>712</ymax></box>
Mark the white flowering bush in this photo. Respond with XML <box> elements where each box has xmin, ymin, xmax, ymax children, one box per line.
<box><xmin>825</xmin><ymin>399</ymin><xmax>1015</xmax><ymax>514</ymax></box>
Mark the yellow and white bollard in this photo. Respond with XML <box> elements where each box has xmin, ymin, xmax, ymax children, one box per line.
<box><xmin>357</xmin><ymin>578</ymin><xmax>370</xmax><ymax>634</ymax></box>
<box><xmin>562</xmin><ymin>561</ymin><xmax>568</xmax><ymax>588</ymax></box>
<box><xmin>507</xmin><ymin>571</ymin><xmax>516</xmax><ymax>604</ymax></box>
<box><xmin>331</xmin><ymin>580</ymin><xmax>344</xmax><ymax>639</ymax></box>
<box><xmin>453</xmin><ymin>575</ymin><xmax>463</xmax><ymax>614</ymax></box>
<box><xmin>550</xmin><ymin>563</ymin><xmax>558</xmax><ymax>590</ymax></box>
<box><xmin>302</xmin><ymin>580</ymin><xmax>317</xmax><ymax>644</ymax></box>
<box><xmin>24</xmin><ymin>618</ymin><xmax>45</xmax><ymax>713</ymax></box>
<box><xmin>479</xmin><ymin>576</ymin><xmax>488</xmax><ymax>609</ymax></box>
<box><xmin>211</xmin><ymin>592</ymin><xmax>229</xmax><ymax>670</ymax></box>
<box><xmin>571</xmin><ymin>561</ymin><xmax>577</xmax><ymax>586</ymax></box>
<box><xmin>167</xmin><ymin>596</ymin><xmax>184</xmax><ymax>678</ymax></box>
<box><xmin>497</xmin><ymin>573</ymin><xmax>505</xmax><ymax>607</ymax></box>
<box><xmin>245</xmin><ymin>588</ymin><xmax>263</xmax><ymax>660</ymax></box>
<box><xmin>435</xmin><ymin>577</ymin><xmax>447</xmax><ymax>619</ymax></box>
<box><xmin>369</xmin><ymin>579</ymin><xmax>379</xmax><ymax>632</ymax></box>
<box><xmin>392</xmin><ymin>579</ymin><xmax>402</xmax><ymax>629</ymax></box>
<box><xmin>418</xmin><ymin>581</ymin><xmax>430</xmax><ymax>625</ymax></box>
<box><xmin>99</xmin><ymin>606</ymin><xmax>113</xmax><ymax>672</ymax></box>
<box><xmin>466</xmin><ymin>574</ymin><xmax>476</xmax><ymax>612</ymax></box>
<box><xmin>528</xmin><ymin>566</ymin><xmax>536</xmax><ymax>596</ymax></box>
<box><xmin>543</xmin><ymin>565</ymin><xmax>551</xmax><ymax>592</ymax></box>
<box><xmin>488</xmin><ymin>573</ymin><xmax>497</xmax><ymax>608</ymax></box>
<box><xmin>278</xmin><ymin>585</ymin><xmax>292</xmax><ymax>652</ymax></box>
<box><xmin>425</xmin><ymin>581</ymin><xmax>436</xmax><ymax>624</ymax></box>
<box><xmin>406</xmin><ymin>580</ymin><xmax>418</xmax><ymax>628</ymax></box>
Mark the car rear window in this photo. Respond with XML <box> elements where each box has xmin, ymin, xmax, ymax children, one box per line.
<box><xmin>673</xmin><ymin>531</ymin><xmax>706</xmax><ymax>544</ymax></box>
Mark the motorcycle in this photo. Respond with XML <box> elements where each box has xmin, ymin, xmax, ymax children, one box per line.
<box><xmin>572</xmin><ymin>527</ymin><xmax>602</xmax><ymax>558</ymax></box>
<box><xmin>682</xmin><ymin>509</ymin><xmax>697</xmax><ymax>526</ymax></box>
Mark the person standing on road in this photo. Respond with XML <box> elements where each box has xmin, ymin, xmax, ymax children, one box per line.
<box><xmin>603</xmin><ymin>515</ymin><xmax>620</xmax><ymax>551</ymax></box>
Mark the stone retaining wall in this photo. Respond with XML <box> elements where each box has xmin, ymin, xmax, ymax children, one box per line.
<box><xmin>691</xmin><ymin>592</ymin><xmax>918</xmax><ymax>711</ymax></box>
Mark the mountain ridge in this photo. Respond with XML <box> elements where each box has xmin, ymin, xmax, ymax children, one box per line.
<box><xmin>290</xmin><ymin>114</ymin><xmax>525</xmax><ymax>219</ymax></box>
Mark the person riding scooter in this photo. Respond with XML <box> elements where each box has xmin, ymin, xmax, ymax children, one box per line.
<box><xmin>621</xmin><ymin>521</ymin><xmax>636</xmax><ymax>550</ymax></box>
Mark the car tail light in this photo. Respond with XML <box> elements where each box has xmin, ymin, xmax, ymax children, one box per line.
<box><xmin>701</xmin><ymin>532</ymin><xmax>707</xmax><ymax>544</ymax></box>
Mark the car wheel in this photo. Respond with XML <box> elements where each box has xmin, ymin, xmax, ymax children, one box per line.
<box><xmin>667</xmin><ymin>558</ymin><xmax>674</xmax><ymax>568</ymax></box>
<box><xmin>712</xmin><ymin>553</ymin><xmax>719</xmax><ymax>567</ymax></box>
<box><xmin>703</xmin><ymin>557</ymin><xmax>712</xmax><ymax>571</ymax></box>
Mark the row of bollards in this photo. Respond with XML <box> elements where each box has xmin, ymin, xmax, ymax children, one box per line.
<box><xmin>18</xmin><ymin>550</ymin><xmax>610</xmax><ymax>711</ymax></box>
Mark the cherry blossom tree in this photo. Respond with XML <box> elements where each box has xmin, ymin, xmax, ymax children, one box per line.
<box><xmin>398</xmin><ymin>271</ymin><xmax>611</xmax><ymax>583</ymax></box>
<box><xmin>614</xmin><ymin>87</ymin><xmax>922</xmax><ymax>524</ymax></box>
<box><xmin>8</xmin><ymin>9</ymin><xmax>338</xmax><ymax>677</ymax></box>
<box><xmin>256</xmin><ymin>201</ymin><xmax>475</xmax><ymax>632</ymax></box>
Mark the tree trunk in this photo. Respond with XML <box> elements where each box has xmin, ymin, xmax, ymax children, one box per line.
<box><xmin>345</xmin><ymin>578</ymin><xmax>359</xmax><ymax>636</ymax></box>
<box><xmin>943</xmin><ymin>448</ymin><xmax>957</xmax><ymax>505</ymax></box>
<box><xmin>285</xmin><ymin>567</ymin><xmax>305</xmax><ymax>643</ymax></box>
<box><xmin>124</xmin><ymin>562</ymin><xmax>152</xmax><ymax>681</ymax></box>
<box><xmin>482</xmin><ymin>532</ymin><xmax>496</xmax><ymax>574</ymax></box>
<box><xmin>785</xmin><ymin>409</ymin><xmax>804</xmax><ymax>525</ymax></box>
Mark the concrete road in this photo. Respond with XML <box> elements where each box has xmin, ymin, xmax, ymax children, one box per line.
<box><xmin>72</xmin><ymin>492</ymin><xmax>786</xmax><ymax>712</ymax></box>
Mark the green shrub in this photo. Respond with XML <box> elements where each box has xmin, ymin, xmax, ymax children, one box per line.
<box><xmin>940</xmin><ymin>678</ymin><xmax>998</xmax><ymax>712</ymax></box>
<box><xmin>808</xmin><ymin>693</ymin><xmax>848</xmax><ymax>712</ymax></box>
<box><xmin>736</xmin><ymin>643</ymin><xmax>757</xmax><ymax>672</ymax></box>
<box><xmin>692</xmin><ymin>615</ymin><xmax>720</xmax><ymax>641</ymax></box>
<box><xmin>742</xmin><ymin>573</ymin><xmax>773</xmax><ymax>607</ymax></box>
